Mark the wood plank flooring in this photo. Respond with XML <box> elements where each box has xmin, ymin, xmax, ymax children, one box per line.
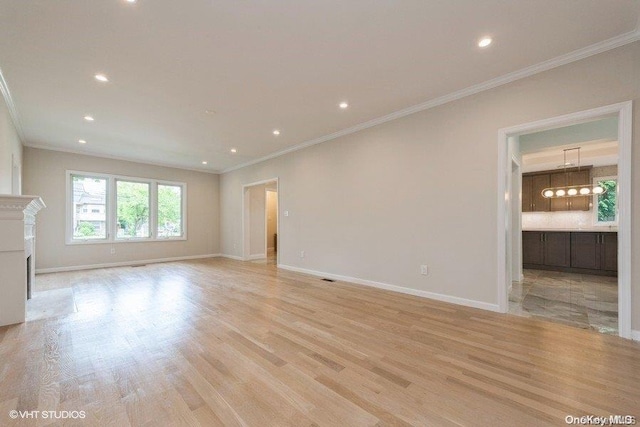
<box><xmin>1</xmin><ymin>258</ymin><xmax>639</xmax><ymax>426</ymax></box>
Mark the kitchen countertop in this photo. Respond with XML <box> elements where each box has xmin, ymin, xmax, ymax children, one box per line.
<box><xmin>522</xmin><ymin>228</ymin><xmax>617</xmax><ymax>232</ymax></box>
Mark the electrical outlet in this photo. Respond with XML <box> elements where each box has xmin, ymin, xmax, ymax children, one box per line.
<box><xmin>420</xmin><ymin>265</ymin><xmax>429</xmax><ymax>276</ymax></box>
<box><xmin>110</xmin><ymin>247</ymin><xmax>116</xmax><ymax>255</ymax></box>
<box><xmin>300</xmin><ymin>250</ymin><xmax>305</xmax><ymax>258</ymax></box>
<box><xmin>284</xmin><ymin>210</ymin><xmax>289</xmax><ymax>217</ymax></box>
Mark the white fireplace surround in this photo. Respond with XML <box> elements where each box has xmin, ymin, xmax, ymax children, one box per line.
<box><xmin>0</xmin><ymin>195</ymin><xmax>45</xmax><ymax>327</ymax></box>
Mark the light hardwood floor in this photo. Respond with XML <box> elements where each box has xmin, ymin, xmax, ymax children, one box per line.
<box><xmin>1</xmin><ymin>258</ymin><xmax>639</xmax><ymax>426</ymax></box>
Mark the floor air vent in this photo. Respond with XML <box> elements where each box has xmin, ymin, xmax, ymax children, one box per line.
<box><xmin>321</xmin><ymin>278</ymin><xmax>336</xmax><ymax>282</ymax></box>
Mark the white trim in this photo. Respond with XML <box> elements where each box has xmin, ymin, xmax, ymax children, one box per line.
<box><xmin>35</xmin><ymin>254</ymin><xmax>221</xmax><ymax>274</ymax></box>
<box><xmin>497</xmin><ymin>101</ymin><xmax>633</xmax><ymax>340</ymax></box>
<box><xmin>220</xmin><ymin>254</ymin><xmax>244</xmax><ymax>261</ymax></box>
<box><xmin>25</xmin><ymin>145</ymin><xmax>218</xmax><ymax>175</ymax></box>
<box><xmin>278</xmin><ymin>264</ymin><xmax>500</xmax><ymax>313</ymax></box>
<box><xmin>222</xmin><ymin>29</ymin><xmax>640</xmax><ymax>174</ymax></box>
<box><xmin>631</xmin><ymin>330</ymin><xmax>640</xmax><ymax>342</ymax></box>
<box><xmin>246</xmin><ymin>253</ymin><xmax>266</xmax><ymax>261</ymax></box>
<box><xmin>0</xmin><ymin>68</ymin><xmax>26</xmax><ymax>143</ymax></box>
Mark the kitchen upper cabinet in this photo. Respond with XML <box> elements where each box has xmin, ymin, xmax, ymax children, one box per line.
<box><xmin>568</xmin><ymin>170</ymin><xmax>590</xmax><ymax>211</ymax></box>
<box><xmin>522</xmin><ymin>175</ymin><xmax>533</xmax><ymax>213</ymax></box>
<box><xmin>522</xmin><ymin>167</ymin><xmax>591</xmax><ymax>213</ymax></box>
<box><xmin>522</xmin><ymin>174</ymin><xmax>550</xmax><ymax>212</ymax></box>
<box><xmin>549</xmin><ymin>172</ymin><xmax>568</xmax><ymax>211</ymax></box>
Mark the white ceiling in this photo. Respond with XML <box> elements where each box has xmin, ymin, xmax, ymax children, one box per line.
<box><xmin>1</xmin><ymin>1</ymin><xmax>639</xmax><ymax>173</ymax></box>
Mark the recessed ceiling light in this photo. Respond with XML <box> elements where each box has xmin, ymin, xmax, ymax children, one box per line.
<box><xmin>202</xmin><ymin>161</ymin><xmax>208</xmax><ymax>165</ymax></box>
<box><xmin>84</xmin><ymin>115</ymin><xmax>94</xmax><ymax>122</ymax></box>
<box><xmin>126</xmin><ymin>0</ymin><xmax>137</xmax><ymax>3</ymax></box>
<box><xmin>78</xmin><ymin>139</ymin><xmax>87</xmax><ymax>144</ymax></box>
<box><xmin>273</xmin><ymin>130</ymin><xmax>280</xmax><ymax>135</ymax></box>
<box><xmin>339</xmin><ymin>102</ymin><xmax>349</xmax><ymax>109</ymax></box>
<box><xmin>205</xmin><ymin>109</ymin><xmax>216</xmax><ymax>115</ymax></box>
<box><xmin>230</xmin><ymin>148</ymin><xmax>237</xmax><ymax>153</ymax></box>
<box><xmin>94</xmin><ymin>74</ymin><xmax>108</xmax><ymax>82</ymax></box>
<box><xmin>478</xmin><ymin>37</ymin><xmax>492</xmax><ymax>48</ymax></box>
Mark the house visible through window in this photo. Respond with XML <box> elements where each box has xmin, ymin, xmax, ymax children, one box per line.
<box><xmin>67</xmin><ymin>172</ymin><xmax>186</xmax><ymax>243</ymax></box>
<box><xmin>72</xmin><ymin>175</ymin><xmax>107</xmax><ymax>240</ymax></box>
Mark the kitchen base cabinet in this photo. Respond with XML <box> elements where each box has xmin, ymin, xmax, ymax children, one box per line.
<box><xmin>523</xmin><ymin>231</ymin><xmax>617</xmax><ymax>276</ymax></box>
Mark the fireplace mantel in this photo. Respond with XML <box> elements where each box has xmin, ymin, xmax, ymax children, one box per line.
<box><xmin>0</xmin><ymin>195</ymin><xmax>45</xmax><ymax>327</ymax></box>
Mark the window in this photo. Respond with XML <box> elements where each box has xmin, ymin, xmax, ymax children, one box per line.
<box><xmin>116</xmin><ymin>180</ymin><xmax>151</xmax><ymax>239</ymax></box>
<box><xmin>594</xmin><ymin>176</ymin><xmax>617</xmax><ymax>224</ymax></box>
<box><xmin>71</xmin><ymin>175</ymin><xmax>107</xmax><ymax>240</ymax></box>
<box><xmin>157</xmin><ymin>184</ymin><xmax>183</xmax><ymax>238</ymax></box>
<box><xmin>67</xmin><ymin>171</ymin><xmax>186</xmax><ymax>244</ymax></box>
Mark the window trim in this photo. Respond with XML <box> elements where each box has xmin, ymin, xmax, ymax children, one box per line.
<box><xmin>66</xmin><ymin>170</ymin><xmax>187</xmax><ymax>245</ymax></box>
<box><xmin>592</xmin><ymin>175</ymin><xmax>618</xmax><ymax>226</ymax></box>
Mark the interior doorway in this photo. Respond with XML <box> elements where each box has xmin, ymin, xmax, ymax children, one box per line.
<box><xmin>242</xmin><ymin>178</ymin><xmax>278</xmax><ymax>265</ymax></box>
<box><xmin>497</xmin><ymin>102</ymin><xmax>632</xmax><ymax>339</ymax></box>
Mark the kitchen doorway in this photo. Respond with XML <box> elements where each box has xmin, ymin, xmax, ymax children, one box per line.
<box><xmin>242</xmin><ymin>178</ymin><xmax>279</xmax><ymax>265</ymax></box>
<box><xmin>497</xmin><ymin>102</ymin><xmax>632</xmax><ymax>339</ymax></box>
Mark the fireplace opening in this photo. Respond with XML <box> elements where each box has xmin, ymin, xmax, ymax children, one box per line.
<box><xmin>26</xmin><ymin>255</ymin><xmax>32</xmax><ymax>300</ymax></box>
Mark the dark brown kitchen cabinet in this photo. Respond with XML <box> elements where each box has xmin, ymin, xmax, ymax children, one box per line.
<box><xmin>549</xmin><ymin>171</ymin><xmax>590</xmax><ymax>211</ymax></box>
<box><xmin>571</xmin><ymin>232</ymin><xmax>617</xmax><ymax>272</ymax></box>
<box><xmin>522</xmin><ymin>231</ymin><xmax>570</xmax><ymax>267</ymax></box>
<box><xmin>522</xmin><ymin>167</ymin><xmax>591</xmax><ymax>213</ymax></box>
<box><xmin>522</xmin><ymin>231</ymin><xmax>544</xmax><ymax>264</ymax></box>
<box><xmin>522</xmin><ymin>174</ymin><xmax>550</xmax><ymax>212</ymax></box>
<box><xmin>570</xmin><ymin>232</ymin><xmax>600</xmax><ymax>269</ymax></box>
<box><xmin>523</xmin><ymin>231</ymin><xmax>617</xmax><ymax>276</ymax></box>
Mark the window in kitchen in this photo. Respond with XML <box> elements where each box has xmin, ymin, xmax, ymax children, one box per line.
<box><xmin>594</xmin><ymin>176</ymin><xmax>617</xmax><ymax>224</ymax></box>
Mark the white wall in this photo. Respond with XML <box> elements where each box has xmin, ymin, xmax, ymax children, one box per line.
<box><xmin>220</xmin><ymin>42</ymin><xmax>640</xmax><ymax>328</ymax></box>
<box><xmin>23</xmin><ymin>148</ymin><xmax>220</xmax><ymax>270</ymax></box>
<box><xmin>0</xmin><ymin>95</ymin><xmax>22</xmax><ymax>195</ymax></box>
<box><xmin>248</xmin><ymin>184</ymin><xmax>266</xmax><ymax>257</ymax></box>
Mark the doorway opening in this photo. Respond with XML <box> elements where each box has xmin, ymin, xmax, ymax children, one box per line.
<box><xmin>242</xmin><ymin>178</ymin><xmax>278</xmax><ymax>265</ymax></box>
<box><xmin>498</xmin><ymin>102</ymin><xmax>632</xmax><ymax>339</ymax></box>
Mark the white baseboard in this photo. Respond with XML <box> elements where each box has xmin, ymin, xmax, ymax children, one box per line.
<box><xmin>277</xmin><ymin>264</ymin><xmax>500</xmax><ymax>313</ymax></box>
<box><xmin>631</xmin><ymin>330</ymin><xmax>640</xmax><ymax>341</ymax></box>
<box><xmin>36</xmin><ymin>254</ymin><xmax>221</xmax><ymax>274</ymax></box>
<box><xmin>220</xmin><ymin>254</ymin><xmax>245</xmax><ymax>261</ymax></box>
<box><xmin>246</xmin><ymin>253</ymin><xmax>266</xmax><ymax>261</ymax></box>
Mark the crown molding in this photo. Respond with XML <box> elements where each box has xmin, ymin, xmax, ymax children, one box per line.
<box><xmin>23</xmin><ymin>144</ymin><xmax>220</xmax><ymax>175</ymax></box>
<box><xmin>0</xmin><ymin>68</ymin><xmax>26</xmax><ymax>143</ymax></box>
<box><xmin>222</xmin><ymin>29</ymin><xmax>640</xmax><ymax>174</ymax></box>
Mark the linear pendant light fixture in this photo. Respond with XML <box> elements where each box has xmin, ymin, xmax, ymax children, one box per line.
<box><xmin>541</xmin><ymin>147</ymin><xmax>606</xmax><ymax>198</ymax></box>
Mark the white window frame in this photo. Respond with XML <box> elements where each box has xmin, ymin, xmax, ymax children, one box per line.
<box><xmin>66</xmin><ymin>170</ymin><xmax>187</xmax><ymax>245</ymax></box>
<box><xmin>592</xmin><ymin>175</ymin><xmax>618</xmax><ymax>226</ymax></box>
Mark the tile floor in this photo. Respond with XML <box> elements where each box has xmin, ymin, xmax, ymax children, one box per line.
<box><xmin>509</xmin><ymin>269</ymin><xmax>618</xmax><ymax>334</ymax></box>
